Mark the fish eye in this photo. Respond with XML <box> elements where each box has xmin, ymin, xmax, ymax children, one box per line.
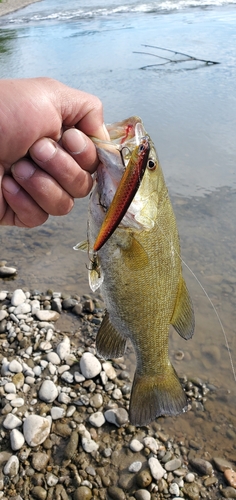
<box><xmin>147</xmin><ymin>159</ymin><xmax>156</xmax><ymax>170</ymax></box>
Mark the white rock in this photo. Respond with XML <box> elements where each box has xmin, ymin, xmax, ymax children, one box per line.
<box><xmin>10</xmin><ymin>398</ymin><xmax>24</xmax><ymax>408</ymax></box>
<box><xmin>39</xmin><ymin>341</ymin><xmax>52</xmax><ymax>351</ymax></box>
<box><xmin>185</xmin><ymin>472</ymin><xmax>195</xmax><ymax>482</ymax></box>
<box><xmin>23</xmin><ymin>415</ymin><xmax>51</xmax><ymax>447</ymax></box>
<box><xmin>81</xmin><ymin>436</ymin><xmax>99</xmax><ymax>453</ymax></box>
<box><xmin>88</xmin><ymin>412</ymin><xmax>105</xmax><ymax>428</ymax></box>
<box><xmin>129</xmin><ymin>461</ymin><xmax>142</xmax><ymax>472</ymax></box>
<box><xmin>4</xmin><ymin>382</ymin><xmax>16</xmax><ymax>394</ymax></box>
<box><xmin>169</xmin><ymin>483</ymin><xmax>180</xmax><ymax>496</ymax></box>
<box><xmin>35</xmin><ymin>310</ymin><xmax>60</xmax><ymax>322</ymax></box>
<box><xmin>56</xmin><ymin>336</ymin><xmax>70</xmax><ymax>360</ymax></box>
<box><xmin>51</xmin><ymin>407</ymin><xmax>66</xmax><ymax>420</ymax></box>
<box><xmin>38</xmin><ymin>380</ymin><xmax>58</xmax><ymax>403</ymax></box>
<box><xmin>0</xmin><ymin>310</ymin><xmax>8</xmax><ymax>321</ymax></box>
<box><xmin>66</xmin><ymin>406</ymin><xmax>76</xmax><ymax>417</ymax></box>
<box><xmin>3</xmin><ymin>455</ymin><xmax>19</xmax><ymax>476</ymax></box>
<box><xmin>48</xmin><ymin>362</ymin><xmax>57</xmax><ymax>375</ymax></box>
<box><xmin>148</xmin><ymin>457</ymin><xmax>165</xmax><ymax>480</ymax></box>
<box><xmin>47</xmin><ymin>473</ymin><xmax>58</xmax><ymax>486</ymax></box>
<box><xmin>3</xmin><ymin>413</ymin><xmax>22</xmax><ymax>430</ymax></box>
<box><xmin>100</xmin><ymin>371</ymin><xmax>108</xmax><ymax>385</ymax></box>
<box><xmin>80</xmin><ymin>352</ymin><xmax>102</xmax><ymax>379</ymax></box>
<box><xmin>31</xmin><ymin>299</ymin><xmax>40</xmax><ymax>314</ymax></box>
<box><xmin>143</xmin><ymin>436</ymin><xmax>159</xmax><ymax>454</ymax></box>
<box><xmin>130</xmin><ymin>439</ymin><xmax>144</xmax><ymax>452</ymax></box>
<box><xmin>46</xmin><ymin>352</ymin><xmax>61</xmax><ymax>365</ymax></box>
<box><xmin>61</xmin><ymin>371</ymin><xmax>74</xmax><ymax>383</ymax></box>
<box><xmin>6</xmin><ymin>393</ymin><xmax>17</xmax><ymax>401</ymax></box>
<box><xmin>1</xmin><ymin>358</ymin><xmax>10</xmax><ymax>376</ymax></box>
<box><xmin>104</xmin><ymin>408</ymin><xmax>129</xmax><ymax>427</ymax></box>
<box><xmin>33</xmin><ymin>366</ymin><xmax>42</xmax><ymax>377</ymax></box>
<box><xmin>74</xmin><ymin>371</ymin><xmax>85</xmax><ymax>383</ymax></box>
<box><xmin>135</xmin><ymin>490</ymin><xmax>151</xmax><ymax>500</ymax></box>
<box><xmin>0</xmin><ymin>291</ymin><xmax>7</xmax><ymax>301</ymax></box>
<box><xmin>112</xmin><ymin>388</ymin><xmax>122</xmax><ymax>400</ymax></box>
<box><xmin>14</xmin><ymin>303</ymin><xmax>31</xmax><ymax>315</ymax></box>
<box><xmin>57</xmin><ymin>392</ymin><xmax>71</xmax><ymax>404</ymax></box>
<box><xmin>11</xmin><ymin>289</ymin><xmax>26</xmax><ymax>306</ymax></box>
<box><xmin>9</xmin><ymin>359</ymin><xmax>22</xmax><ymax>373</ymax></box>
<box><xmin>102</xmin><ymin>361</ymin><xmax>117</xmax><ymax>380</ymax></box>
<box><xmin>10</xmin><ymin>429</ymin><xmax>25</xmax><ymax>451</ymax></box>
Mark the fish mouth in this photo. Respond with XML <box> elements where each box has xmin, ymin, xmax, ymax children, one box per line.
<box><xmin>92</xmin><ymin>119</ymin><xmax>150</xmax><ymax>252</ymax></box>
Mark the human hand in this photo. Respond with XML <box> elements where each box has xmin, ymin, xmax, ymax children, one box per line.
<box><xmin>0</xmin><ymin>77</ymin><xmax>109</xmax><ymax>227</ymax></box>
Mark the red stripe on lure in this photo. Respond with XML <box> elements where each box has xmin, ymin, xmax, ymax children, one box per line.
<box><xmin>93</xmin><ymin>136</ymin><xmax>150</xmax><ymax>252</ymax></box>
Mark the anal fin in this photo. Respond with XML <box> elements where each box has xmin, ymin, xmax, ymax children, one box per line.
<box><xmin>96</xmin><ymin>311</ymin><xmax>126</xmax><ymax>359</ymax></box>
<box><xmin>171</xmin><ymin>277</ymin><xmax>195</xmax><ymax>340</ymax></box>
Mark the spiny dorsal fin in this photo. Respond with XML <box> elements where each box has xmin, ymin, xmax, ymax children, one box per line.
<box><xmin>129</xmin><ymin>364</ymin><xmax>188</xmax><ymax>426</ymax></box>
<box><xmin>121</xmin><ymin>236</ymin><xmax>149</xmax><ymax>271</ymax></box>
<box><xmin>96</xmin><ymin>311</ymin><xmax>126</xmax><ymax>359</ymax></box>
<box><xmin>170</xmin><ymin>277</ymin><xmax>195</xmax><ymax>340</ymax></box>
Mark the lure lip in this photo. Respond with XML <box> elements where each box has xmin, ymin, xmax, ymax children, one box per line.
<box><xmin>93</xmin><ymin>135</ymin><xmax>150</xmax><ymax>252</ymax></box>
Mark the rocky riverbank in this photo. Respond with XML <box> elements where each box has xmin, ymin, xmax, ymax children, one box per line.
<box><xmin>0</xmin><ymin>0</ymin><xmax>41</xmax><ymax>17</ymax></box>
<box><xmin>0</xmin><ymin>286</ymin><xmax>236</xmax><ymax>500</ymax></box>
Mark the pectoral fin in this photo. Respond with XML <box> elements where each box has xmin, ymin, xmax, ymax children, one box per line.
<box><xmin>171</xmin><ymin>277</ymin><xmax>195</xmax><ymax>340</ymax></box>
<box><xmin>120</xmin><ymin>236</ymin><xmax>149</xmax><ymax>271</ymax></box>
<box><xmin>96</xmin><ymin>311</ymin><xmax>126</xmax><ymax>359</ymax></box>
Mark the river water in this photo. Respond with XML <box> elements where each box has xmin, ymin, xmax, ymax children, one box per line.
<box><xmin>0</xmin><ymin>0</ymin><xmax>236</xmax><ymax>456</ymax></box>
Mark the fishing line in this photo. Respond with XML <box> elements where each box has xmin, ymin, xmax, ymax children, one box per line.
<box><xmin>156</xmin><ymin>219</ymin><xmax>236</xmax><ymax>383</ymax></box>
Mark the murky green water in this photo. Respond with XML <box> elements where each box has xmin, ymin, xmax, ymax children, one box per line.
<box><xmin>0</xmin><ymin>0</ymin><xmax>236</xmax><ymax>456</ymax></box>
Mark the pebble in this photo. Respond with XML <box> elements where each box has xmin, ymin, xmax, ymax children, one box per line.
<box><xmin>0</xmin><ymin>266</ymin><xmax>17</xmax><ymax>277</ymax></box>
<box><xmin>38</xmin><ymin>380</ymin><xmax>58</xmax><ymax>403</ymax></box>
<box><xmin>107</xmin><ymin>486</ymin><xmax>126</xmax><ymax>500</ymax></box>
<box><xmin>31</xmin><ymin>486</ymin><xmax>47</xmax><ymax>500</ymax></box>
<box><xmin>73</xmin><ymin>486</ymin><xmax>92</xmax><ymax>500</ymax></box>
<box><xmin>129</xmin><ymin>461</ymin><xmax>142</xmax><ymax>472</ymax></box>
<box><xmin>11</xmin><ymin>397</ymin><xmax>25</xmax><ymax>408</ymax></box>
<box><xmin>35</xmin><ymin>310</ymin><xmax>60</xmax><ymax>322</ymax></box>
<box><xmin>10</xmin><ymin>429</ymin><xmax>25</xmax><ymax>451</ymax></box>
<box><xmin>102</xmin><ymin>361</ymin><xmax>117</xmax><ymax>380</ymax></box>
<box><xmin>57</xmin><ymin>336</ymin><xmax>70</xmax><ymax>360</ymax></box>
<box><xmin>104</xmin><ymin>408</ymin><xmax>129</xmax><ymax>427</ymax></box>
<box><xmin>135</xmin><ymin>491</ymin><xmax>151</xmax><ymax>500</ymax></box>
<box><xmin>51</xmin><ymin>406</ymin><xmax>66</xmax><ymax>420</ymax></box>
<box><xmin>31</xmin><ymin>452</ymin><xmax>49</xmax><ymax>471</ymax></box>
<box><xmin>9</xmin><ymin>359</ymin><xmax>22</xmax><ymax>373</ymax></box>
<box><xmin>46</xmin><ymin>352</ymin><xmax>61</xmax><ymax>365</ymax></box>
<box><xmin>3</xmin><ymin>454</ymin><xmax>19</xmax><ymax>476</ymax></box>
<box><xmin>143</xmin><ymin>436</ymin><xmax>159</xmax><ymax>454</ymax></box>
<box><xmin>221</xmin><ymin>486</ymin><xmax>236</xmax><ymax>498</ymax></box>
<box><xmin>148</xmin><ymin>457</ymin><xmax>165</xmax><ymax>480</ymax></box>
<box><xmin>189</xmin><ymin>457</ymin><xmax>213</xmax><ymax>476</ymax></box>
<box><xmin>165</xmin><ymin>458</ymin><xmax>182</xmax><ymax>471</ymax></box>
<box><xmin>64</xmin><ymin>430</ymin><xmax>79</xmax><ymax>459</ymax></box>
<box><xmin>11</xmin><ymin>289</ymin><xmax>26</xmax><ymax>306</ymax></box>
<box><xmin>88</xmin><ymin>411</ymin><xmax>105</xmax><ymax>428</ymax></box>
<box><xmin>213</xmin><ymin>457</ymin><xmax>234</xmax><ymax>472</ymax></box>
<box><xmin>80</xmin><ymin>352</ymin><xmax>102</xmax><ymax>379</ymax></box>
<box><xmin>130</xmin><ymin>439</ymin><xmax>144</xmax><ymax>452</ymax></box>
<box><xmin>224</xmin><ymin>469</ymin><xmax>236</xmax><ymax>488</ymax></box>
<box><xmin>61</xmin><ymin>371</ymin><xmax>74</xmax><ymax>383</ymax></box>
<box><xmin>185</xmin><ymin>472</ymin><xmax>195</xmax><ymax>482</ymax></box>
<box><xmin>4</xmin><ymin>382</ymin><xmax>16</xmax><ymax>393</ymax></box>
<box><xmin>0</xmin><ymin>309</ymin><xmax>8</xmax><ymax>321</ymax></box>
<box><xmin>3</xmin><ymin>413</ymin><xmax>22</xmax><ymax>430</ymax></box>
<box><xmin>23</xmin><ymin>415</ymin><xmax>51</xmax><ymax>447</ymax></box>
<box><xmin>169</xmin><ymin>482</ymin><xmax>180</xmax><ymax>496</ymax></box>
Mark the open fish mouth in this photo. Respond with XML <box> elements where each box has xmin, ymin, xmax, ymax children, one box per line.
<box><xmin>91</xmin><ymin>120</ymin><xmax>150</xmax><ymax>251</ymax></box>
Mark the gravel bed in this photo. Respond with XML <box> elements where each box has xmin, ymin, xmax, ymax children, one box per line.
<box><xmin>0</xmin><ymin>287</ymin><xmax>235</xmax><ymax>500</ymax></box>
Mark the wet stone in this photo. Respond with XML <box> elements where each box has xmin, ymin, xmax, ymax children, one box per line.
<box><xmin>189</xmin><ymin>457</ymin><xmax>213</xmax><ymax>476</ymax></box>
<box><xmin>148</xmin><ymin>457</ymin><xmax>165</xmax><ymax>480</ymax></box>
<box><xmin>213</xmin><ymin>457</ymin><xmax>234</xmax><ymax>472</ymax></box>
<box><xmin>224</xmin><ymin>469</ymin><xmax>236</xmax><ymax>488</ymax></box>
<box><xmin>136</xmin><ymin>469</ymin><xmax>152</xmax><ymax>488</ymax></box>
<box><xmin>65</xmin><ymin>430</ymin><xmax>79</xmax><ymax>459</ymax></box>
<box><xmin>183</xmin><ymin>482</ymin><xmax>200</xmax><ymax>500</ymax></box>
<box><xmin>165</xmin><ymin>458</ymin><xmax>182</xmax><ymax>471</ymax></box>
<box><xmin>221</xmin><ymin>486</ymin><xmax>236</xmax><ymax>498</ymax></box>
<box><xmin>104</xmin><ymin>408</ymin><xmax>129</xmax><ymax>427</ymax></box>
<box><xmin>73</xmin><ymin>486</ymin><xmax>92</xmax><ymax>500</ymax></box>
<box><xmin>130</xmin><ymin>439</ymin><xmax>144</xmax><ymax>452</ymax></box>
<box><xmin>135</xmin><ymin>490</ymin><xmax>151</xmax><ymax>500</ymax></box>
<box><xmin>107</xmin><ymin>486</ymin><xmax>126</xmax><ymax>500</ymax></box>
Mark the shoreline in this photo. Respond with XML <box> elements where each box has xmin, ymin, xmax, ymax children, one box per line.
<box><xmin>0</xmin><ymin>0</ymin><xmax>41</xmax><ymax>17</ymax></box>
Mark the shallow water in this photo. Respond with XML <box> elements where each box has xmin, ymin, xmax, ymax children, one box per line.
<box><xmin>0</xmin><ymin>0</ymin><xmax>236</xmax><ymax>456</ymax></box>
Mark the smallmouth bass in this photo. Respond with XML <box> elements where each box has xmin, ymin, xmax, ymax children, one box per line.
<box><xmin>76</xmin><ymin>116</ymin><xmax>195</xmax><ymax>426</ymax></box>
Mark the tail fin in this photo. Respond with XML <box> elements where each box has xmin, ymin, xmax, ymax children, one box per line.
<box><xmin>129</xmin><ymin>364</ymin><xmax>188</xmax><ymax>426</ymax></box>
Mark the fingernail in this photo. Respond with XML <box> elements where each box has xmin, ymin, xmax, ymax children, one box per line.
<box><xmin>63</xmin><ymin>128</ymin><xmax>87</xmax><ymax>154</ymax></box>
<box><xmin>2</xmin><ymin>176</ymin><xmax>20</xmax><ymax>194</ymax></box>
<box><xmin>30</xmin><ymin>138</ymin><xmax>56</xmax><ymax>162</ymax></box>
<box><xmin>12</xmin><ymin>161</ymin><xmax>36</xmax><ymax>180</ymax></box>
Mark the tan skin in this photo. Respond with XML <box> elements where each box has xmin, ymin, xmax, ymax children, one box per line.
<box><xmin>0</xmin><ymin>77</ymin><xmax>109</xmax><ymax>227</ymax></box>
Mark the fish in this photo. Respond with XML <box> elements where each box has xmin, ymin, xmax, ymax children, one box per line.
<box><xmin>75</xmin><ymin>116</ymin><xmax>195</xmax><ymax>427</ymax></box>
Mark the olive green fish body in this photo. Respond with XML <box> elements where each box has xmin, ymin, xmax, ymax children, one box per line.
<box><xmin>81</xmin><ymin>118</ymin><xmax>194</xmax><ymax>426</ymax></box>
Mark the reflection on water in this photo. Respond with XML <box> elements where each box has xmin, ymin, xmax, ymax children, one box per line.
<box><xmin>0</xmin><ymin>0</ymin><xmax>236</xmax><ymax>456</ymax></box>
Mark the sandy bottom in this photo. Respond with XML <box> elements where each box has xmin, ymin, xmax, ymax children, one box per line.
<box><xmin>0</xmin><ymin>0</ymin><xmax>41</xmax><ymax>17</ymax></box>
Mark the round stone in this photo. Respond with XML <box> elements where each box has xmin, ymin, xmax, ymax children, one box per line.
<box><xmin>136</xmin><ymin>469</ymin><xmax>152</xmax><ymax>488</ymax></box>
<box><xmin>73</xmin><ymin>486</ymin><xmax>92</xmax><ymax>500</ymax></box>
<box><xmin>165</xmin><ymin>458</ymin><xmax>182</xmax><ymax>471</ymax></box>
<box><xmin>11</xmin><ymin>289</ymin><xmax>26</xmax><ymax>306</ymax></box>
<box><xmin>80</xmin><ymin>352</ymin><xmax>102</xmax><ymax>379</ymax></box>
<box><xmin>88</xmin><ymin>411</ymin><xmax>105</xmax><ymax>428</ymax></box>
<box><xmin>61</xmin><ymin>371</ymin><xmax>74</xmax><ymax>383</ymax></box>
<box><xmin>46</xmin><ymin>352</ymin><xmax>61</xmax><ymax>365</ymax></box>
<box><xmin>31</xmin><ymin>451</ymin><xmax>49</xmax><ymax>471</ymax></box>
<box><xmin>35</xmin><ymin>310</ymin><xmax>60</xmax><ymax>322</ymax></box>
<box><xmin>23</xmin><ymin>415</ymin><xmax>51</xmax><ymax>447</ymax></box>
<box><xmin>129</xmin><ymin>461</ymin><xmax>142</xmax><ymax>473</ymax></box>
<box><xmin>224</xmin><ymin>469</ymin><xmax>236</xmax><ymax>488</ymax></box>
<box><xmin>10</xmin><ymin>397</ymin><xmax>24</xmax><ymax>408</ymax></box>
<box><xmin>38</xmin><ymin>380</ymin><xmax>58</xmax><ymax>403</ymax></box>
<box><xmin>143</xmin><ymin>436</ymin><xmax>159</xmax><ymax>454</ymax></box>
<box><xmin>104</xmin><ymin>408</ymin><xmax>128</xmax><ymax>427</ymax></box>
<box><xmin>51</xmin><ymin>407</ymin><xmax>66</xmax><ymax>420</ymax></box>
<box><xmin>10</xmin><ymin>429</ymin><xmax>25</xmax><ymax>451</ymax></box>
<box><xmin>4</xmin><ymin>382</ymin><xmax>16</xmax><ymax>394</ymax></box>
<box><xmin>89</xmin><ymin>393</ymin><xmax>103</xmax><ymax>408</ymax></box>
<box><xmin>3</xmin><ymin>413</ymin><xmax>22</xmax><ymax>430</ymax></box>
<box><xmin>130</xmin><ymin>439</ymin><xmax>144</xmax><ymax>452</ymax></box>
<box><xmin>169</xmin><ymin>482</ymin><xmax>180</xmax><ymax>496</ymax></box>
<box><xmin>9</xmin><ymin>359</ymin><xmax>22</xmax><ymax>373</ymax></box>
<box><xmin>135</xmin><ymin>490</ymin><xmax>151</xmax><ymax>500</ymax></box>
<box><xmin>102</xmin><ymin>361</ymin><xmax>117</xmax><ymax>380</ymax></box>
